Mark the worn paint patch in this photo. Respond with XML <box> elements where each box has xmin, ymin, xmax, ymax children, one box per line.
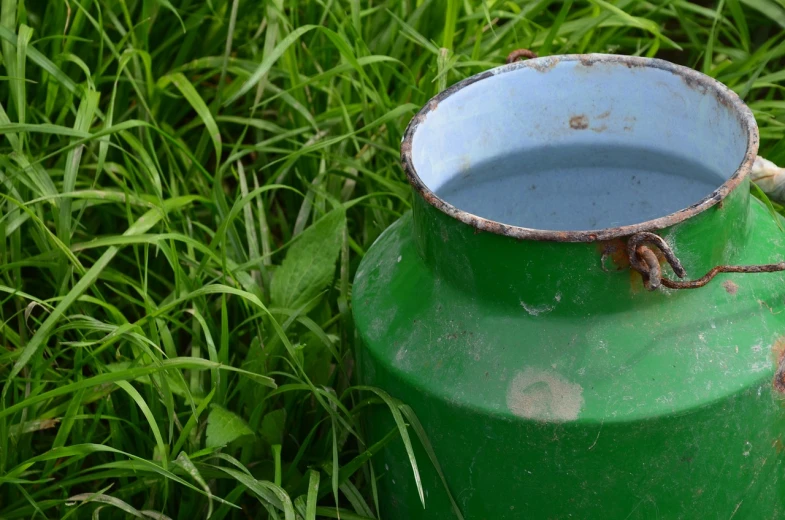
<box><xmin>520</xmin><ymin>300</ymin><xmax>554</xmax><ymax>316</ymax></box>
<box><xmin>771</xmin><ymin>336</ymin><xmax>785</xmax><ymax>393</ymax></box>
<box><xmin>723</xmin><ymin>280</ymin><xmax>739</xmax><ymax>295</ymax></box>
<box><xmin>529</xmin><ymin>57</ymin><xmax>559</xmax><ymax>73</ymax></box>
<box><xmin>367</xmin><ymin>307</ymin><xmax>398</xmax><ymax>342</ymax></box>
<box><xmin>506</xmin><ymin>368</ymin><xmax>584</xmax><ymax>421</ymax></box>
<box><xmin>459</xmin><ymin>155</ymin><xmax>472</xmax><ymax>177</ymax></box>
<box><xmin>395</xmin><ymin>344</ymin><xmax>409</xmax><ymax>365</ymax></box>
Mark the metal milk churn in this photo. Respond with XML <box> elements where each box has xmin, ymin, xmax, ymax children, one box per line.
<box><xmin>352</xmin><ymin>54</ymin><xmax>785</xmax><ymax>518</ymax></box>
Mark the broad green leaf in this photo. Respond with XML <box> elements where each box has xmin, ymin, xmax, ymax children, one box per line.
<box><xmin>206</xmin><ymin>405</ymin><xmax>253</xmax><ymax>448</ymax></box>
<box><xmin>261</xmin><ymin>408</ymin><xmax>286</xmax><ymax>446</ymax></box>
<box><xmin>271</xmin><ymin>208</ymin><xmax>346</xmax><ymax>309</ymax></box>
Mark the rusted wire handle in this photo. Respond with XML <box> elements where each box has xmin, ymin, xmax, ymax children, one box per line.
<box><xmin>506</xmin><ymin>49</ymin><xmax>538</xmax><ymax>64</ymax></box>
<box><xmin>627</xmin><ymin>232</ymin><xmax>785</xmax><ymax>291</ymax></box>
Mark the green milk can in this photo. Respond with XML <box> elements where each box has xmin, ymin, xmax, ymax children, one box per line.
<box><xmin>353</xmin><ymin>54</ymin><xmax>785</xmax><ymax>518</ymax></box>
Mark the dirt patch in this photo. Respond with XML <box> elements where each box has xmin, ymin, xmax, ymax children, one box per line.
<box><xmin>506</xmin><ymin>368</ymin><xmax>584</xmax><ymax>421</ymax></box>
<box><xmin>722</xmin><ymin>280</ymin><xmax>739</xmax><ymax>295</ymax></box>
<box><xmin>570</xmin><ymin>115</ymin><xmax>589</xmax><ymax>130</ymax></box>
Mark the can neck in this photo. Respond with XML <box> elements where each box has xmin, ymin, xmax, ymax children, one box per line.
<box><xmin>411</xmin><ymin>179</ymin><xmax>751</xmax><ymax>314</ymax></box>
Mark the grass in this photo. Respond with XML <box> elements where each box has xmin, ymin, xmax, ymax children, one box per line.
<box><xmin>2</xmin><ymin>0</ymin><xmax>785</xmax><ymax>518</ymax></box>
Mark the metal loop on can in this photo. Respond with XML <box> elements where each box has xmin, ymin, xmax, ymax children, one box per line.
<box><xmin>627</xmin><ymin>231</ymin><xmax>785</xmax><ymax>291</ymax></box>
<box><xmin>636</xmin><ymin>246</ymin><xmax>663</xmax><ymax>290</ymax></box>
<box><xmin>506</xmin><ymin>49</ymin><xmax>538</xmax><ymax>64</ymax></box>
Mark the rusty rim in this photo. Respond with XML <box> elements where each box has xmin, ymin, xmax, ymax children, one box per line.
<box><xmin>400</xmin><ymin>54</ymin><xmax>760</xmax><ymax>243</ymax></box>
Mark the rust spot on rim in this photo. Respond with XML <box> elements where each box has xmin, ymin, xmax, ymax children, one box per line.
<box><xmin>599</xmin><ymin>239</ymin><xmax>629</xmax><ymax>271</ymax></box>
<box><xmin>530</xmin><ymin>57</ymin><xmax>560</xmax><ymax>73</ymax></box>
<box><xmin>569</xmin><ymin>115</ymin><xmax>589</xmax><ymax>130</ymax></box>
<box><xmin>400</xmin><ymin>54</ymin><xmax>760</xmax><ymax>243</ymax></box>
<box><xmin>578</xmin><ymin>55</ymin><xmax>595</xmax><ymax>67</ymax></box>
<box><xmin>681</xmin><ymin>74</ymin><xmax>709</xmax><ymax>95</ymax></box>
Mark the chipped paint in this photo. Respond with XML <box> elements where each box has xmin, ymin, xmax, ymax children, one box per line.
<box><xmin>520</xmin><ymin>300</ymin><xmax>554</xmax><ymax>316</ymax></box>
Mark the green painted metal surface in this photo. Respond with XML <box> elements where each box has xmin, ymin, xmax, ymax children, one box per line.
<box><xmin>355</xmin><ymin>193</ymin><xmax>785</xmax><ymax>518</ymax></box>
<box><xmin>353</xmin><ymin>56</ymin><xmax>785</xmax><ymax>518</ymax></box>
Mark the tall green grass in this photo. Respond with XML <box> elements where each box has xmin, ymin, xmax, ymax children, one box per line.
<box><xmin>2</xmin><ymin>0</ymin><xmax>785</xmax><ymax>518</ymax></box>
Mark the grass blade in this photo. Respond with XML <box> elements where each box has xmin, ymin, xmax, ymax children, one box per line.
<box><xmin>115</xmin><ymin>381</ymin><xmax>168</xmax><ymax>470</ymax></box>
<box><xmin>305</xmin><ymin>470</ymin><xmax>320</xmax><ymax>520</ymax></box>
<box><xmin>159</xmin><ymin>72</ymin><xmax>221</xmax><ymax>161</ymax></box>
<box><xmin>2</xmin><ymin>196</ymin><xmax>200</xmax><ymax>391</ymax></box>
<box><xmin>351</xmin><ymin>387</ymin><xmax>424</xmax><ymax>507</ymax></box>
